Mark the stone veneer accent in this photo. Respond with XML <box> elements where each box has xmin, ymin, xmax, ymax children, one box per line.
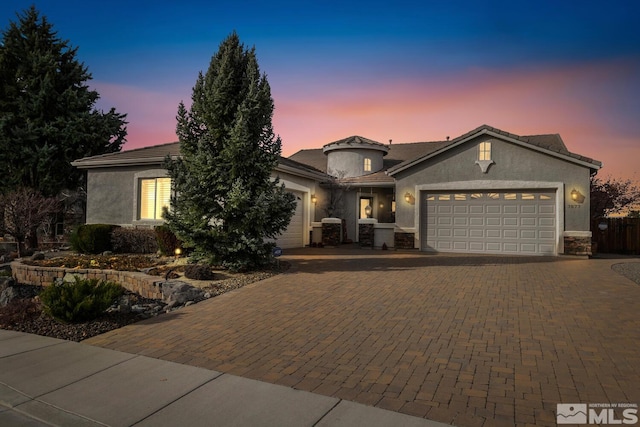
<box><xmin>11</xmin><ymin>262</ymin><xmax>163</xmax><ymax>299</ymax></box>
<box><xmin>394</xmin><ymin>232</ymin><xmax>415</xmax><ymax>249</ymax></box>
<box><xmin>322</xmin><ymin>223</ymin><xmax>342</xmax><ymax>246</ymax></box>
<box><xmin>359</xmin><ymin>224</ymin><xmax>374</xmax><ymax>247</ymax></box>
<box><xmin>563</xmin><ymin>234</ymin><xmax>592</xmax><ymax>256</ymax></box>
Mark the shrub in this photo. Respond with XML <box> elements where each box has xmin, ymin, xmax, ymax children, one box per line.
<box><xmin>70</xmin><ymin>224</ymin><xmax>119</xmax><ymax>254</ymax></box>
<box><xmin>40</xmin><ymin>277</ymin><xmax>124</xmax><ymax>323</ymax></box>
<box><xmin>155</xmin><ymin>225</ymin><xmax>182</xmax><ymax>256</ymax></box>
<box><xmin>111</xmin><ymin>228</ymin><xmax>158</xmax><ymax>254</ymax></box>
<box><xmin>184</xmin><ymin>264</ymin><xmax>215</xmax><ymax>280</ymax></box>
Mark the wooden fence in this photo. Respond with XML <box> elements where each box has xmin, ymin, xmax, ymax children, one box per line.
<box><xmin>591</xmin><ymin>217</ymin><xmax>640</xmax><ymax>255</ymax></box>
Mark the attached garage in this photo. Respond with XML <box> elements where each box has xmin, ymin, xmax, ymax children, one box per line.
<box><xmin>272</xmin><ymin>190</ymin><xmax>305</xmax><ymax>249</ymax></box>
<box><xmin>421</xmin><ymin>190</ymin><xmax>557</xmax><ymax>255</ymax></box>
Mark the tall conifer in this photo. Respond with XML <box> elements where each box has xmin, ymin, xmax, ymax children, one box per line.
<box><xmin>165</xmin><ymin>32</ymin><xmax>295</xmax><ymax>271</ymax></box>
<box><xmin>0</xmin><ymin>6</ymin><xmax>127</xmax><ymax>196</ymax></box>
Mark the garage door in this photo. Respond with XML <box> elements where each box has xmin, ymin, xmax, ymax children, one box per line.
<box><xmin>273</xmin><ymin>190</ymin><xmax>305</xmax><ymax>249</ymax></box>
<box><xmin>422</xmin><ymin>191</ymin><xmax>556</xmax><ymax>255</ymax></box>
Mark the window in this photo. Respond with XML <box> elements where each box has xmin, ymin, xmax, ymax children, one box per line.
<box><xmin>139</xmin><ymin>178</ymin><xmax>171</xmax><ymax>220</ymax></box>
<box><xmin>364</xmin><ymin>158</ymin><xmax>372</xmax><ymax>172</ymax></box>
<box><xmin>479</xmin><ymin>142</ymin><xmax>491</xmax><ymax>161</ymax></box>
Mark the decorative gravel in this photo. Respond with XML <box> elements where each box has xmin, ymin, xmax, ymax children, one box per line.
<box><xmin>612</xmin><ymin>262</ymin><xmax>640</xmax><ymax>285</ymax></box>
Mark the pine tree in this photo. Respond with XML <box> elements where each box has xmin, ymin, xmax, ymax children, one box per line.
<box><xmin>0</xmin><ymin>6</ymin><xmax>127</xmax><ymax>197</ymax></box>
<box><xmin>164</xmin><ymin>32</ymin><xmax>296</xmax><ymax>271</ymax></box>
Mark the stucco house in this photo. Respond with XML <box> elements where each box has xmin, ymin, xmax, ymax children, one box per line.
<box><xmin>72</xmin><ymin>124</ymin><xmax>601</xmax><ymax>256</ymax></box>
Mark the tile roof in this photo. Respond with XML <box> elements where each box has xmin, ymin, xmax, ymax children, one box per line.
<box><xmin>72</xmin><ymin>141</ymin><xmax>330</xmax><ymax>180</ymax></box>
<box><xmin>72</xmin><ymin>125</ymin><xmax>601</xmax><ymax>179</ymax></box>
<box><xmin>291</xmin><ymin>124</ymin><xmax>602</xmax><ymax>177</ymax></box>
<box><xmin>72</xmin><ymin>142</ymin><xmax>180</xmax><ymax>167</ymax></box>
<box><xmin>323</xmin><ymin>135</ymin><xmax>390</xmax><ymax>154</ymax></box>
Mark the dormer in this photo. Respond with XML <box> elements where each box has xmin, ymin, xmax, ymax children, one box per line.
<box><xmin>323</xmin><ymin>136</ymin><xmax>389</xmax><ymax>178</ymax></box>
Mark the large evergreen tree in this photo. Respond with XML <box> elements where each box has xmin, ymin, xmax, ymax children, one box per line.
<box><xmin>0</xmin><ymin>6</ymin><xmax>127</xmax><ymax>197</ymax></box>
<box><xmin>164</xmin><ymin>32</ymin><xmax>296</xmax><ymax>271</ymax></box>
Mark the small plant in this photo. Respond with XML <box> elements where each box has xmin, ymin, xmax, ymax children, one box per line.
<box><xmin>40</xmin><ymin>277</ymin><xmax>124</xmax><ymax>323</ymax></box>
<box><xmin>70</xmin><ymin>224</ymin><xmax>119</xmax><ymax>254</ymax></box>
<box><xmin>155</xmin><ymin>225</ymin><xmax>182</xmax><ymax>256</ymax></box>
<box><xmin>111</xmin><ymin>228</ymin><xmax>158</xmax><ymax>254</ymax></box>
<box><xmin>184</xmin><ymin>264</ymin><xmax>215</xmax><ymax>280</ymax></box>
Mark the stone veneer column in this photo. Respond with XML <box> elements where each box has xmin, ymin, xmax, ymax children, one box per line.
<box><xmin>563</xmin><ymin>231</ymin><xmax>592</xmax><ymax>256</ymax></box>
<box><xmin>394</xmin><ymin>232</ymin><xmax>415</xmax><ymax>249</ymax></box>
<box><xmin>321</xmin><ymin>218</ymin><xmax>342</xmax><ymax>246</ymax></box>
<box><xmin>358</xmin><ymin>218</ymin><xmax>377</xmax><ymax>247</ymax></box>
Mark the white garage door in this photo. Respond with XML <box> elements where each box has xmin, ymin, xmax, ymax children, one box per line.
<box><xmin>273</xmin><ymin>190</ymin><xmax>305</xmax><ymax>249</ymax></box>
<box><xmin>422</xmin><ymin>191</ymin><xmax>556</xmax><ymax>255</ymax></box>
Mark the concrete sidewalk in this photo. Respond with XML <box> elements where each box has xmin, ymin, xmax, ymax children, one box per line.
<box><xmin>0</xmin><ymin>330</ymin><xmax>450</xmax><ymax>427</ymax></box>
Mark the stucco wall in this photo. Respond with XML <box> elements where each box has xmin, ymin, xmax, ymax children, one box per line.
<box><xmin>86</xmin><ymin>166</ymin><xmax>141</xmax><ymax>225</ymax></box>
<box><xmin>87</xmin><ymin>164</ymin><xmax>327</xmax><ymax>235</ymax></box>
<box><xmin>393</xmin><ymin>136</ymin><xmax>592</xmax><ymax>232</ymax></box>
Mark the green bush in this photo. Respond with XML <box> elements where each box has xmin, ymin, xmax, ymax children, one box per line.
<box><xmin>40</xmin><ymin>277</ymin><xmax>124</xmax><ymax>323</ymax></box>
<box><xmin>70</xmin><ymin>224</ymin><xmax>119</xmax><ymax>254</ymax></box>
<box><xmin>155</xmin><ymin>225</ymin><xmax>182</xmax><ymax>256</ymax></box>
<box><xmin>111</xmin><ymin>227</ymin><xmax>158</xmax><ymax>254</ymax></box>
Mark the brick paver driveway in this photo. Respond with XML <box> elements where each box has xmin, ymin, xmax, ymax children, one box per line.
<box><xmin>86</xmin><ymin>249</ymin><xmax>640</xmax><ymax>426</ymax></box>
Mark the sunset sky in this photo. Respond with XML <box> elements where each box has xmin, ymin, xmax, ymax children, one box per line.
<box><xmin>2</xmin><ymin>1</ymin><xmax>639</xmax><ymax>181</ymax></box>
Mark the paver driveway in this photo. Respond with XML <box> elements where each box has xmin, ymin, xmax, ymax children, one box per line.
<box><xmin>85</xmin><ymin>249</ymin><xmax>640</xmax><ymax>427</ymax></box>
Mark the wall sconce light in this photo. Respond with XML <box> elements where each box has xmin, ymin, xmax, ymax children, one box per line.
<box><xmin>311</xmin><ymin>194</ymin><xmax>317</xmax><ymax>204</ymax></box>
<box><xmin>379</xmin><ymin>203</ymin><xmax>384</xmax><ymax>209</ymax></box>
<box><xmin>364</xmin><ymin>204</ymin><xmax>373</xmax><ymax>218</ymax></box>
<box><xmin>404</xmin><ymin>192</ymin><xmax>415</xmax><ymax>205</ymax></box>
<box><xmin>570</xmin><ymin>188</ymin><xmax>585</xmax><ymax>204</ymax></box>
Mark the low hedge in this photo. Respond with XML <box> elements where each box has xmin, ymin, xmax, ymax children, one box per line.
<box><xmin>70</xmin><ymin>224</ymin><xmax>119</xmax><ymax>254</ymax></box>
<box><xmin>111</xmin><ymin>227</ymin><xmax>158</xmax><ymax>254</ymax></box>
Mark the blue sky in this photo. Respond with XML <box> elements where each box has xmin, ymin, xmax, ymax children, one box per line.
<box><xmin>2</xmin><ymin>0</ymin><xmax>639</xmax><ymax>180</ymax></box>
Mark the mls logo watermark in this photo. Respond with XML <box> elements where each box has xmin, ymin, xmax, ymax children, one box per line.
<box><xmin>557</xmin><ymin>404</ymin><xmax>587</xmax><ymax>424</ymax></box>
<box><xmin>557</xmin><ymin>403</ymin><xmax>638</xmax><ymax>425</ymax></box>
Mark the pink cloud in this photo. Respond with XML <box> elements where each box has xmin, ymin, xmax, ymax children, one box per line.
<box><xmin>91</xmin><ymin>60</ymin><xmax>639</xmax><ymax>183</ymax></box>
<box><xmin>274</xmin><ymin>60</ymin><xmax>639</xmax><ymax>181</ymax></box>
<box><xmin>92</xmin><ymin>82</ymin><xmax>183</xmax><ymax>149</ymax></box>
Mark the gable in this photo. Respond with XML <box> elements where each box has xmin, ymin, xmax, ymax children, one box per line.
<box><xmin>387</xmin><ymin>125</ymin><xmax>601</xmax><ymax>176</ymax></box>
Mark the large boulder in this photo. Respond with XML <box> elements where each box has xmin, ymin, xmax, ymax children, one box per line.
<box><xmin>161</xmin><ymin>280</ymin><xmax>205</xmax><ymax>307</ymax></box>
<box><xmin>0</xmin><ymin>285</ymin><xmax>17</xmax><ymax>307</ymax></box>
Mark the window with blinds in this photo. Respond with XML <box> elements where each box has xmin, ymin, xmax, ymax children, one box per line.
<box><xmin>139</xmin><ymin>178</ymin><xmax>171</xmax><ymax>220</ymax></box>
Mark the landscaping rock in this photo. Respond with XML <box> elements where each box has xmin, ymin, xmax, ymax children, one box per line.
<box><xmin>0</xmin><ymin>276</ymin><xmax>15</xmax><ymax>287</ymax></box>
<box><xmin>30</xmin><ymin>252</ymin><xmax>45</xmax><ymax>261</ymax></box>
<box><xmin>184</xmin><ymin>264</ymin><xmax>215</xmax><ymax>280</ymax></box>
<box><xmin>161</xmin><ymin>280</ymin><xmax>205</xmax><ymax>307</ymax></box>
<box><xmin>62</xmin><ymin>273</ymin><xmax>81</xmax><ymax>283</ymax></box>
<box><xmin>116</xmin><ymin>295</ymin><xmax>132</xmax><ymax>313</ymax></box>
<box><xmin>0</xmin><ymin>286</ymin><xmax>17</xmax><ymax>307</ymax></box>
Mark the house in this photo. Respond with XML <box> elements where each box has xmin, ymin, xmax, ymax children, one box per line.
<box><xmin>72</xmin><ymin>124</ymin><xmax>602</xmax><ymax>256</ymax></box>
